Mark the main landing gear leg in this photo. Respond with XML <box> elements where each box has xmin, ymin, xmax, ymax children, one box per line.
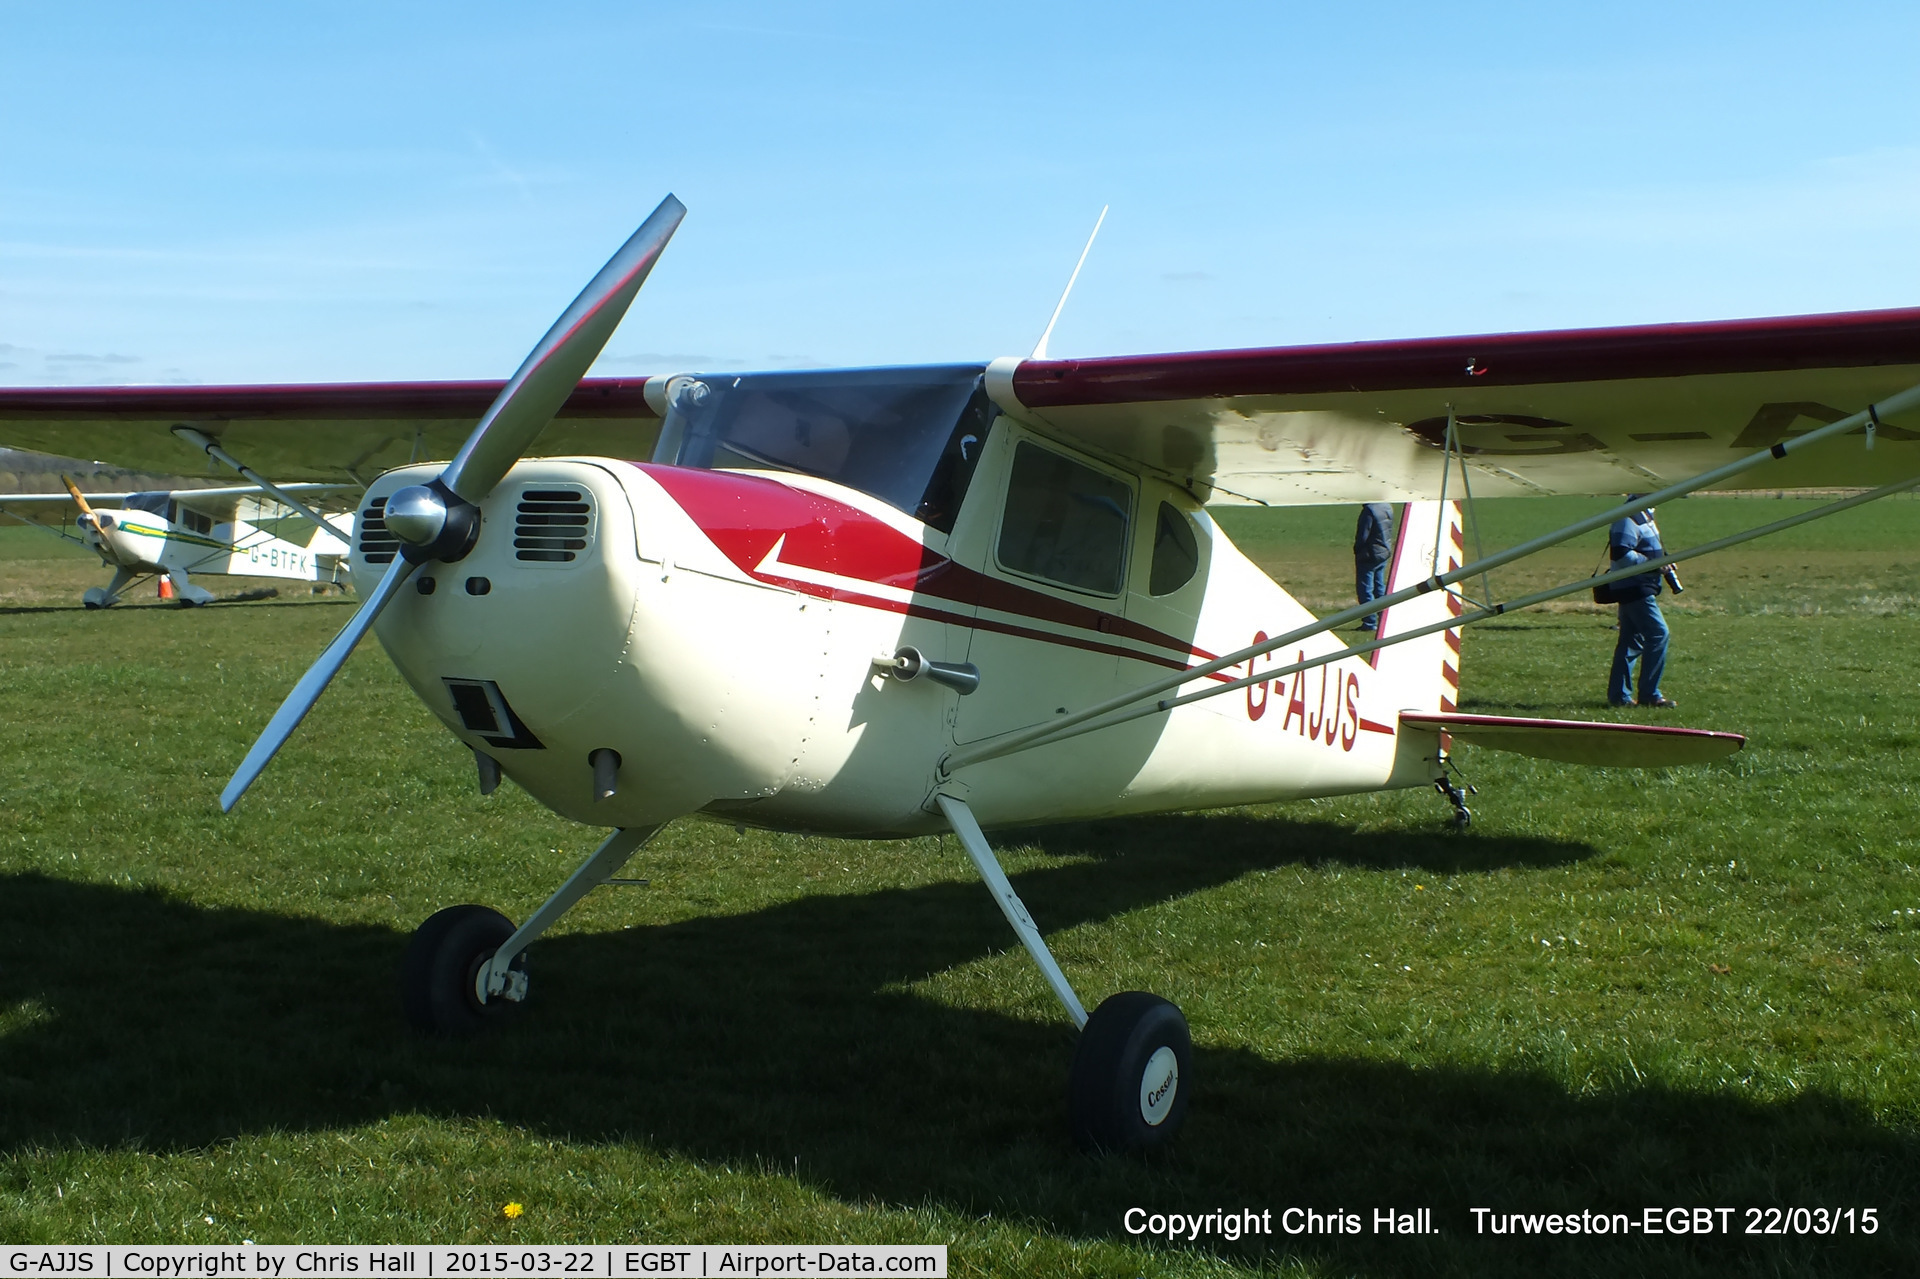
<box><xmin>401</xmin><ymin>823</ymin><xmax>662</xmax><ymax>1035</ymax></box>
<box><xmin>82</xmin><ymin>567</ymin><xmax>136</xmax><ymax>609</ymax></box>
<box><xmin>166</xmin><ymin>568</ymin><xmax>216</xmax><ymax>607</ymax></box>
<box><xmin>935</xmin><ymin>795</ymin><xmax>1191</xmax><ymax>1155</ymax></box>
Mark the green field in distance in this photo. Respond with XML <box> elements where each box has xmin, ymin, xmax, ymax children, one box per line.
<box><xmin>2</xmin><ymin>496</ymin><xmax>1917</xmax><ymax>1276</ymax></box>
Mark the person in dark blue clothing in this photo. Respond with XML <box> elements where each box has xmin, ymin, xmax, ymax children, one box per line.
<box><xmin>1354</xmin><ymin>502</ymin><xmax>1393</xmax><ymax>630</ymax></box>
<box><xmin>1608</xmin><ymin>500</ymin><xmax>1680</xmax><ymax>708</ymax></box>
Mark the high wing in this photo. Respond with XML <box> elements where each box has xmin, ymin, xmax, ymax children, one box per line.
<box><xmin>985</xmin><ymin>306</ymin><xmax>1920</xmax><ymax>503</ymax></box>
<box><xmin>0</xmin><ymin>482</ymin><xmax>355</xmax><ymax>528</ymax></box>
<box><xmin>6</xmin><ymin>307</ymin><xmax>1920</xmax><ymax>503</ymax></box>
<box><xmin>0</xmin><ymin>380</ymin><xmax>658</xmax><ymax>485</ymax></box>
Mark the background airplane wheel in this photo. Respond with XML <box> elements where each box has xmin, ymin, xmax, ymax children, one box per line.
<box><xmin>400</xmin><ymin>904</ymin><xmax>525</xmax><ymax>1035</ymax></box>
<box><xmin>1067</xmin><ymin>991</ymin><xmax>1191</xmax><ymax>1154</ymax></box>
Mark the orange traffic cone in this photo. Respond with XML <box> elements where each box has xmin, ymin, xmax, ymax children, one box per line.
<box><xmin>158</xmin><ymin>577</ymin><xmax>175</xmax><ymax>600</ymax></box>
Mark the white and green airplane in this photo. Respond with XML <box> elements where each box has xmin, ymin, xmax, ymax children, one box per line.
<box><xmin>0</xmin><ymin>476</ymin><xmax>355</xmax><ymax>607</ymax></box>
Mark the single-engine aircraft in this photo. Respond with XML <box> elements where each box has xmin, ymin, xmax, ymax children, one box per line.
<box><xmin>5</xmin><ymin>194</ymin><xmax>1918</xmax><ymax>1152</ymax></box>
<box><xmin>0</xmin><ymin>475</ymin><xmax>355</xmax><ymax>606</ymax></box>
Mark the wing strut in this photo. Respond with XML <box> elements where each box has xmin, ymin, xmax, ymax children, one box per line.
<box><xmin>940</xmin><ymin>379</ymin><xmax>1920</xmax><ymax>777</ymax></box>
<box><xmin>172</xmin><ymin>426</ymin><xmax>342</xmax><ymax>532</ymax></box>
<box><xmin>942</xmin><ymin>466</ymin><xmax>1920</xmax><ymax>775</ymax></box>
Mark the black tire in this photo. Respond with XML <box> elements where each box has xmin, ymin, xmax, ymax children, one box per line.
<box><xmin>400</xmin><ymin>904</ymin><xmax>525</xmax><ymax>1035</ymax></box>
<box><xmin>1067</xmin><ymin>991</ymin><xmax>1192</xmax><ymax>1154</ymax></box>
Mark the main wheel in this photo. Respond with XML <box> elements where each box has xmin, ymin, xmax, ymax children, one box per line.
<box><xmin>400</xmin><ymin>904</ymin><xmax>526</xmax><ymax>1035</ymax></box>
<box><xmin>1068</xmin><ymin>991</ymin><xmax>1192</xmax><ymax>1154</ymax></box>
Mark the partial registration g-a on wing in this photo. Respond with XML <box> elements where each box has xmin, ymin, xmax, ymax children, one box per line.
<box><xmin>984</xmin><ymin>307</ymin><xmax>1920</xmax><ymax>503</ymax></box>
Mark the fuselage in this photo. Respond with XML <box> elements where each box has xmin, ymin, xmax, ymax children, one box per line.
<box><xmin>79</xmin><ymin>500</ymin><xmax>349</xmax><ymax>582</ymax></box>
<box><xmin>353</xmin><ymin>385</ymin><xmax>1462</xmax><ymax>837</ymax></box>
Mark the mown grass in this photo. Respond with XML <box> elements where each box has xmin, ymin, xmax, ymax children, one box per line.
<box><xmin>2</xmin><ymin>498</ymin><xmax>1919</xmax><ymax>1277</ymax></box>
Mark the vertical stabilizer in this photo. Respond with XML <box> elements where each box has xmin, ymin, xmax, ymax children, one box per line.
<box><xmin>1370</xmin><ymin>500</ymin><xmax>1464</xmax><ymax>715</ymax></box>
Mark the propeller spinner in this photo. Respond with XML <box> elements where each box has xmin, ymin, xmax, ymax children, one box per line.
<box><xmin>220</xmin><ymin>194</ymin><xmax>688</xmax><ymax>812</ymax></box>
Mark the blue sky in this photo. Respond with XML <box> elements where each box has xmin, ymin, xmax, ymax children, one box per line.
<box><xmin>5</xmin><ymin>1</ymin><xmax>1920</xmax><ymax>386</ymax></box>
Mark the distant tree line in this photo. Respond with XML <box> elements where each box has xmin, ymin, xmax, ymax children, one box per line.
<box><xmin>0</xmin><ymin>446</ymin><xmax>229</xmax><ymax>495</ymax></box>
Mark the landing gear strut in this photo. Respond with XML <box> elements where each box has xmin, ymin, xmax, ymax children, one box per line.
<box><xmin>82</xmin><ymin>567</ymin><xmax>136</xmax><ymax>609</ymax></box>
<box><xmin>400</xmin><ymin>824</ymin><xmax>661</xmax><ymax>1035</ymax></box>
<box><xmin>1434</xmin><ymin>752</ymin><xmax>1477</xmax><ymax>830</ymax></box>
<box><xmin>400</xmin><ymin>904</ymin><xmax>525</xmax><ymax>1034</ymax></box>
<box><xmin>1435</xmin><ymin>776</ymin><xmax>1473</xmax><ymax>829</ymax></box>
<box><xmin>936</xmin><ymin>794</ymin><xmax>1191</xmax><ymax>1154</ymax></box>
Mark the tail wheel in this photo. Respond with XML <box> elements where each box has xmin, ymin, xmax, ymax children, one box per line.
<box><xmin>1068</xmin><ymin>991</ymin><xmax>1192</xmax><ymax>1154</ymax></box>
<box><xmin>400</xmin><ymin>904</ymin><xmax>525</xmax><ymax>1035</ymax></box>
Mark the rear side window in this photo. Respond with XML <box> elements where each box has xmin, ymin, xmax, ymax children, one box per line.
<box><xmin>1149</xmin><ymin>502</ymin><xmax>1199</xmax><ymax>595</ymax></box>
<box><xmin>996</xmin><ymin>441</ymin><xmax>1132</xmax><ymax>595</ymax></box>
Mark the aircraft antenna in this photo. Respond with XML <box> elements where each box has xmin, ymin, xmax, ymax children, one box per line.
<box><xmin>1030</xmin><ymin>205</ymin><xmax>1108</xmax><ymax>361</ymax></box>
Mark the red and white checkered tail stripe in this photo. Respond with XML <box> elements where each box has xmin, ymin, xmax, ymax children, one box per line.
<box><xmin>1375</xmin><ymin>500</ymin><xmax>1465</xmax><ymax>714</ymax></box>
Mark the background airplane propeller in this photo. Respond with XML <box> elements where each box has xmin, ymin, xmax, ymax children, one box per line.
<box><xmin>220</xmin><ymin>194</ymin><xmax>688</xmax><ymax>812</ymax></box>
<box><xmin>60</xmin><ymin>474</ymin><xmax>105</xmax><ymax>541</ymax></box>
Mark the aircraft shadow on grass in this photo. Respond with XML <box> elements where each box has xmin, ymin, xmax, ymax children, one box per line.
<box><xmin>0</xmin><ymin>598</ymin><xmax>354</xmax><ymax>617</ymax></box>
<box><xmin>2</xmin><ymin>814</ymin><xmax>1913</xmax><ymax>1277</ymax></box>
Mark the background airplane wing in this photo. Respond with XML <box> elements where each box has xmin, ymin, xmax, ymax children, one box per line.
<box><xmin>0</xmin><ymin>482</ymin><xmax>354</xmax><ymax>527</ymax></box>
<box><xmin>992</xmin><ymin>307</ymin><xmax>1920</xmax><ymax>504</ymax></box>
<box><xmin>0</xmin><ymin>379</ymin><xmax>658</xmax><ymax>485</ymax></box>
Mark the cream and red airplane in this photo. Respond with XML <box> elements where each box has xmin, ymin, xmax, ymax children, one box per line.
<box><xmin>0</xmin><ymin>475</ymin><xmax>355</xmax><ymax>606</ymax></box>
<box><xmin>4</xmin><ymin>194</ymin><xmax>1916</xmax><ymax>1152</ymax></box>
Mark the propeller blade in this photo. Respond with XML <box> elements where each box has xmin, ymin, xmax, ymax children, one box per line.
<box><xmin>222</xmin><ymin>195</ymin><xmax>686</xmax><ymax>811</ymax></box>
<box><xmin>440</xmin><ymin>194</ymin><xmax>686</xmax><ymax>505</ymax></box>
<box><xmin>220</xmin><ymin>555</ymin><xmax>418</xmax><ymax>811</ymax></box>
<box><xmin>60</xmin><ymin>474</ymin><xmax>95</xmax><ymax>516</ymax></box>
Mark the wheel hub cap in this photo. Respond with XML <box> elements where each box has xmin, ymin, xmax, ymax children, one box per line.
<box><xmin>1139</xmin><ymin>1046</ymin><xmax>1179</xmax><ymax>1125</ymax></box>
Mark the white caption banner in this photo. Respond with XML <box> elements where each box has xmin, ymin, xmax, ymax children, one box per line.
<box><xmin>2</xmin><ymin>1247</ymin><xmax>946</xmax><ymax>1279</ymax></box>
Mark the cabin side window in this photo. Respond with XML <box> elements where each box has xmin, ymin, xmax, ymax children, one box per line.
<box><xmin>996</xmin><ymin>441</ymin><xmax>1132</xmax><ymax>596</ymax></box>
<box><xmin>1148</xmin><ymin>501</ymin><xmax>1199</xmax><ymax>596</ymax></box>
<box><xmin>180</xmin><ymin>508</ymin><xmax>214</xmax><ymax>535</ymax></box>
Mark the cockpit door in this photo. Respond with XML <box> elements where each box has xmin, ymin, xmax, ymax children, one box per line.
<box><xmin>950</xmin><ymin>430</ymin><xmax>1135</xmax><ymax>745</ymax></box>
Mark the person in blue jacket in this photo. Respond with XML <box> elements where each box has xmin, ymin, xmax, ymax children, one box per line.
<box><xmin>1608</xmin><ymin>500</ymin><xmax>1680</xmax><ymax>708</ymax></box>
<box><xmin>1354</xmin><ymin>502</ymin><xmax>1393</xmax><ymax>631</ymax></box>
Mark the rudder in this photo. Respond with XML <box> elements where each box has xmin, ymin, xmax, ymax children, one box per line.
<box><xmin>1370</xmin><ymin>500</ymin><xmax>1464</xmax><ymax>715</ymax></box>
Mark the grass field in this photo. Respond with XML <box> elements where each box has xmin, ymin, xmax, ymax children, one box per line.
<box><xmin>3</xmin><ymin>497</ymin><xmax>1919</xmax><ymax>1277</ymax></box>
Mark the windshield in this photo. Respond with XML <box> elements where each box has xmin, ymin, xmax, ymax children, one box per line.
<box><xmin>652</xmin><ymin>365</ymin><xmax>993</xmax><ymax>532</ymax></box>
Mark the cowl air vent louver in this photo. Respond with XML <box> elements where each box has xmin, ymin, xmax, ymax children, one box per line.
<box><xmin>515</xmin><ymin>487</ymin><xmax>593</xmax><ymax>562</ymax></box>
<box><xmin>358</xmin><ymin>496</ymin><xmax>398</xmax><ymax>564</ymax></box>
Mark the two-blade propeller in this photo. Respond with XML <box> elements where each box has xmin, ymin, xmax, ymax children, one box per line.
<box><xmin>61</xmin><ymin>474</ymin><xmax>106</xmax><ymax>544</ymax></box>
<box><xmin>220</xmin><ymin>194</ymin><xmax>688</xmax><ymax>812</ymax></box>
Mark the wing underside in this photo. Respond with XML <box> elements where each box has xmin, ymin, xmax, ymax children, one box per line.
<box><xmin>7</xmin><ymin>307</ymin><xmax>1920</xmax><ymax>503</ymax></box>
<box><xmin>0</xmin><ymin>380</ymin><xmax>660</xmax><ymax>485</ymax></box>
<box><xmin>994</xmin><ymin>307</ymin><xmax>1920</xmax><ymax>504</ymax></box>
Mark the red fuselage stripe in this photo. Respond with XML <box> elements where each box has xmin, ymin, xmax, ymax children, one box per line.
<box><xmin>636</xmin><ymin>462</ymin><xmax>1231</xmax><ymax>671</ymax></box>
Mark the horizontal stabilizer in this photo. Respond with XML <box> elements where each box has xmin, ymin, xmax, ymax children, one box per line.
<box><xmin>1399</xmin><ymin>711</ymin><xmax>1744</xmax><ymax>767</ymax></box>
